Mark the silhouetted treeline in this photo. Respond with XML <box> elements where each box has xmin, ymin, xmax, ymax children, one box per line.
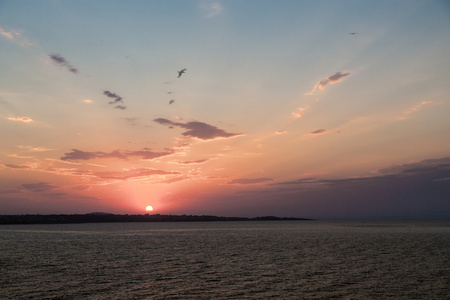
<box><xmin>0</xmin><ymin>213</ymin><xmax>313</xmax><ymax>225</ymax></box>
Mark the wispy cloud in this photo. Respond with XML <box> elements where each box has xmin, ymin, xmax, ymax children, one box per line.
<box><xmin>103</xmin><ymin>90</ymin><xmax>126</xmax><ymax>110</ymax></box>
<box><xmin>154</xmin><ymin>118</ymin><xmax>241</xmax><ymax>140</ymax></box>
<box><xmin>0</xmin><ymin>26</ymin><xmax>36</xmax><ymax>46</ymax></box>
<box><xmin>18</xmin><ymin>145</ymin><xmax>55</xmax><ymax>152</ymax></box>
<box><xmin>202</xmin><ymin>2</ymin><xmax>223</xmax><ymax>18</ymax></box>
<box><xmin>228</xmin><ymin>178</ymin><xmax>274</xmax><ymax>185</ymax></box>
<box><xmin>398</xmin><ymin>100</ymin><xmax>433</xmax><ymax>120</ymax></box>
<box><xmin>21</xmin><ymin>182</ymin><xmax>57</xmax><ymax>193</ymax></box>
<box><xmin>49</xmin><ymin>54</ymin><xmax>78</xmax><ymax>74</ymax></box>
<box><xmin>305</xmin><ymin>129</ymin><xmax>329</xmax><ymax>136</ymax></box>
<box><xmin>7</xmin><ymin>116</ymin><xmax>33</xmax><ymax>123</ymax></box>
<box><xmin>292</xmin><ymin>106</ymin><xmax>310</xmax><ymax>118</ymax></box>
<box><xmin>3</xmin><ymin>164</ymin><xmax>30</xmax><ymax>169</ymax></box>
<box><xmin>176</xmin><ymin>159</ymin><xmax>209</xmax><ymax>165</ymax></box>
<box><xmin>307</xmin><ymin>71</ymin><xmax>350</xmax><ymax>95</ymax></box>
<box><xmin>60</xmin><ymin>148</ymin><xmax>173</xmax><ymax>161</ymax></box>
<box><xmin>93</xmin><ymin>168</ymin><xmax>179</xmax><ymax>180</ymax></box>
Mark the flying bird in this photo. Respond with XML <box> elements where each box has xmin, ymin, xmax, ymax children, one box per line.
<box><xmin>349</xmin><ymin>32</ymin><xmax>357</xmax><ymax>35</ymax></box>
<box><xmin>177</xmin><ymin>68</ymin><xmax>186</xmax><ymax>78</ymax></box>
<box><xmin>169</xmin><ymin>99</ymin><xmax>175</xmax><ymax>105</ymax></box>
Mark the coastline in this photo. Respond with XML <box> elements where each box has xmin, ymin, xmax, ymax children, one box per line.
<box><xmin>0</xmin><ymin>213</ymin><xmax>314</xmax><ymax>225</ymax></box>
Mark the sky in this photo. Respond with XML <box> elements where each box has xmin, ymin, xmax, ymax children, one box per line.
<box><xmin>1</xmin><ymin>0</ymin><xmax>450</xmax><ymax>218</ymax></box>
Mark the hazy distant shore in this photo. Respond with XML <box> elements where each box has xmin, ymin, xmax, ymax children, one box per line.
<box><xmin>0</xmin><ymin>213</ymin><xmax>313</xmax><ymax>225</ymax></box>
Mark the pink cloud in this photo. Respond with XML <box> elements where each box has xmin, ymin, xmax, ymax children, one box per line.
<box><xmin>292</xmin><ymin>106</ymin><xmax>310</xmax><ymax>118</ymax></box>
<box><xmin>398</xmin><ymin>100</ymin><xmax>433</xmax><ymax>120</ymax></box>
<box><xmin>308</xmin><ymin>71</ymin><xmax>350</xmax><ymax>94</ymax></box>
<box><xmin>7</xmin><ymin>116</ymin><xmax>34</xmax><ymax>123</ymax></box>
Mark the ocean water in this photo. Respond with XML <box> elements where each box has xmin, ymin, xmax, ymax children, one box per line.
<box><xmin>0</xmin><ymin>220</ymin><xmax>449</xmax><ymax>299</ymax></box>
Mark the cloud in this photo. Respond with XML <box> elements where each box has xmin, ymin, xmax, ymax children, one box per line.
<box><xmin>225</xmin><ymin>157</ymin><xmax>450</xmax><ymax>218</ymax></box>
<box><xmin>154</xmin><ymin>118</ymin><xmax>241</xmax><ymax>140</ymax></box>
<box><xmin>377</xmin><ymin>157</ymin><xmax>450</xmax><ymax>175</ymax></box>
<box><xmin>123</xmin><ymin>117</ymin><xmax>138</xmax><ymax>126</ymax></box>
<box><xmin>0</xmin><ymin>26</ymin><xmax>18</xmax><ymax>39</ymax></box>
<box><xmin>18</xmin><ymin>145</ymin><xmax>55</xmax><ymax>152</ymax></box>
<box><xmin>49</xmin><ymin>54</ymin><xmax>78</xmax><ymax>74</ymax></box>
<box><xmin>7</xmin><ymin>116</ymin><xmax>33</xmax><ymax>123</ymax></box>
<box><xmin>308</xmin><ymin>71</ymin><xmax>350</xmax><ymax>94</ymax></box>
<box><xmin>21</xmin><ymin>182</ymin><xmax>57</xmax><ymax>193</ymax></box>
<box><xmin>103</xmin><ymin>90</ymin><xmax>126</xmax><ymax>109</ymax></box>
<box><xmin>202</xmin><ymin>2</ymin><xmax>223</xmax><ymax>18</ymax></box>
<box><xmin>275</xmin><ymin>130</ymin><xmax>287</xmax><ymax>135</ymax></box>
<box><xmin>83</xmin><ymin>99</ymin><xmax>93</xmax><ymax>104</ymax></box>
<box><xmin>3</xmin><ymin>164</ymin><xmax>30</xmax><ymax>169</ymax></box>
<box><xmin>93</xmin><ymin>168</ymin><xmax>179</xmax><ymax>180</ymax></box>
<box><xmin>228</xmin><ymin>178</ymin><xmax>274</xmax><ymax>185</ymax></box>
<box><xmin>60</xmin><ymin>148</ymin><xmax>173</xmax><ymax>161</ymax></box>
<box><xmin>0</xmin><ymin>26</ymin><xmax>36</xmax><ymax>46</ymax></box>
<box><xmin>177</xmin><ymin>159</ymin><xmax>209</xmax><ymax>165</ymax></box>
<box><xmin>398</xmin><ymin>100</ymin><xmax>433</xmax><ymax>120</ymax></box>
<box><xmin>306</xmin><ymin>129</ymin><xmax>329</xmax><ymax>136</ymax></box>
<box><xmin>292</xmin><ymin>106</ymin><xmax>310</xmax><ymax>119</ymax></box>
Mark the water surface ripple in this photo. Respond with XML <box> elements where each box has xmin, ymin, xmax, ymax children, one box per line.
<box><xmin>1</xmin><ymin>220</ymin><xmax>449</xmax><ymax>299</ymax></box>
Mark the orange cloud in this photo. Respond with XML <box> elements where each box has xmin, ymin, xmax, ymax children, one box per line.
<box><xmin>7</xmin><ymin>116</ymin><xmax>33</xmax><ymax>123</ymax></box>
<box><xmin>398</xmin><ymin>100</ymin><xmax>433</xmax><ymax>120</ymax></box>
<box><xmin>292</xmin><ymin>106</ymin><xmax>310</xmax><ymax>118</ymax></box>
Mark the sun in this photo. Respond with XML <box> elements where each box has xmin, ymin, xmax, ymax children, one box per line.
<box><xmin>145</xmin><ymin>205</ymin><xmax>154</xmax><ymax>212</ymax></box>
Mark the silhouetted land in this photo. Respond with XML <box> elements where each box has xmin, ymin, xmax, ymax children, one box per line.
<box><xmin>0</xmin><ymin>213</ymin><xmax>313</xmax><ymax>225</ymax></box>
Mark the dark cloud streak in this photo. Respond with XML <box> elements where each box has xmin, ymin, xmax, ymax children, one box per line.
<box><xmin>154</xmin><ymin>118</ymin><xmax>241</xmax><ymax>140</ymax></box>
<box><xmin>49</xmin><ymin>54</ymin><xmax>78</xmax><ymax>74</ymax></box>
<box><xmin>60</xmin><ymin>148</ymin><xmax>173</xmax><ymax>161</ymax></box>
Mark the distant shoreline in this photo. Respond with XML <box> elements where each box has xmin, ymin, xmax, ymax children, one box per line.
<box><xmin>0</xmin><ymin>213</ymin><xmax>314</xmax><ymax>225</ymax></box>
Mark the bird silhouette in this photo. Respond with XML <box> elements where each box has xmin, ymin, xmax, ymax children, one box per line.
<box><xmin>177</xmin><ymin>68</ymin><xmax>186</xmax><ymax>78</ymax></box>
<box><xmin>349</xmin><ymin>32</ymin><xmax>357</xmax><ymax>35</ymax></box>
<box><xmin>169</xmin><ymin>99</ymin><xmax>175</xmax><ymax>105</ymax></box>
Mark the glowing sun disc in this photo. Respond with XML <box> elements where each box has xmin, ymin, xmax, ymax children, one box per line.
<box><xmin>145</xmin><ymin>205</ymin><xmax>154</xmax><ymax>212</ymax></box>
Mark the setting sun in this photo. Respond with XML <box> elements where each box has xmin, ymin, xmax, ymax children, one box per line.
<box><xmin>145</xmin><ymin>205</ymin><xmax>154</xmax><ymax>212</ymax></box>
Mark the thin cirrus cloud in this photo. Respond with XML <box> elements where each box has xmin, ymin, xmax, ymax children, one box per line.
<box><xmin>202</xmin><ymin>2</ymin><xmax>223</xmax><ymax>18</ymax></box>
<box><xmin>7</xmin><ymin>116</ymin><xmax>33</xmax><ymax>123</ymax></box>
<box><xmin>228</xmin><ymin>177</ymin><xmax>274</xmax><ymax>185</ymax></box>
<box><xmin>60</xmin><ymin>148</ymin><xmax>173</xmax><ymax>161</ymax></box>
<box><xmin>0</xmin><ymin>25</ymin><xmax>36</xmax><ymax>46</ymax></box>
<box><xmin>49</xmin><ymin>54</ymin><xmax>78</xmax><ymax>74</ymax></box>
<box><xmin>18</xmin><ymin>145</ymin><xmax>55</xmax><ymax>152</ymax></box>
<box><xmin>308</xmin><ymin>71</ymin><xmax>350</xmax><ymax>94</ymax></box>
<box><xmin>21</xmin><ymin>182</ymin><xmax>57</xmax><ymax>193</ymax></box>
<box><xmin>93</xmin><ymin>168</ymin><xmax>180</xmax><ymax>180</ymax></box>
<box><xmin>398</xmin><ymin>100</ymin><xmax>433</xmax><ymax>120</ymax></box>
<box><xmin>154</xmin><ymin>118</ymin><xmax>241</xmax><ymax>140</ymax></box>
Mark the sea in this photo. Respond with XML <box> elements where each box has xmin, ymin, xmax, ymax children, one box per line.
<box><xmin>0</xmin><ymin>219</ymin><xmax>449</xmax><ymax>299</ymax></box>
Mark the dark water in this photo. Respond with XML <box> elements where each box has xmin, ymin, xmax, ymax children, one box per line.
<box><xmin>1</xmin><ymin>220</ymin><xmax>449</xmax><ymax>299</ymax></box>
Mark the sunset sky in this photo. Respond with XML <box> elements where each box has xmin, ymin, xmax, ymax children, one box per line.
<box><xmin>1</xmin><ymin>1</ymin><xmax>449</xmax><ymax>218</ymax></box>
